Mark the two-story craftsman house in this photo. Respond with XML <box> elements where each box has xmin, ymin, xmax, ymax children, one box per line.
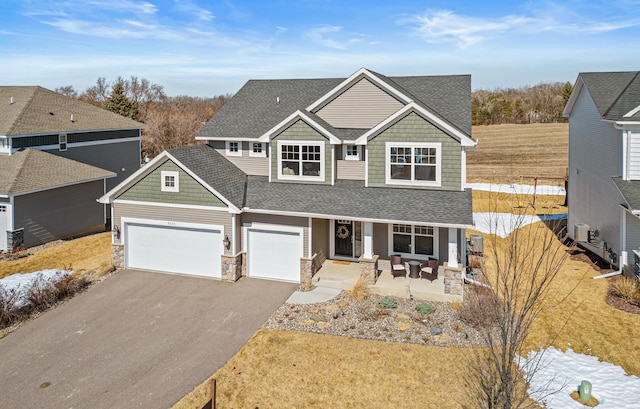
<box><xmin>100</xmin><ymin>69</ymin><xmax>476</xmax><ymax>286</ymax></box>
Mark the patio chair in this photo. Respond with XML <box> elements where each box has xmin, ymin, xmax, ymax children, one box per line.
<box><xmin>390</xmin><ymin>254</ymin><xmax>406</xmax><ymax>278</ymax></box>
<box><xmin>420</xmin><ymin>258</ymin><xmax>439</xmax><ymax>281</ymax></box>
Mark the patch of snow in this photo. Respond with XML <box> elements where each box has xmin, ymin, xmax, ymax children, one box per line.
<box><xmin>472</xmin><ymin>212</ymin><xmax>567</xmax><ymax>238</ymax></box>
<box><xmin>0</xmin><ymin>270</ymin><xmax>71</xmax><ymax>308</ymax></box>
<box><xmin>520</xmin><ymin>347</ymin><xmax>640</xmax><ymax>408</ymax></box>
<box><xmin>467</xmin><ymin>182</ymin><xmax>566</xmax><ymax>196</ymax></box>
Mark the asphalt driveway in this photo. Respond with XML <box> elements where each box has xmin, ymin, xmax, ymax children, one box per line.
<box><xmin>0</xmin><ymin>269</ymin><xmax>297</xmax><ymax>408</ymax></box>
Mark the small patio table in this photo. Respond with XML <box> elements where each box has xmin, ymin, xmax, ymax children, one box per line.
<box><xmin>408</xmin><ymin>260</ymin><xmax>421</xmax><ymax>279</ymax></box>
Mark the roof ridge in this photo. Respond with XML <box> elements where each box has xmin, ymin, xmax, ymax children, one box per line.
<box><xmin>7</xmin><ymin>86</ymin><xmax>38</xmax><ymax>135</ymax></box>
<box><xmin>603</xmin><ymin>71</ymin><xmax>640</xmax><ymax>118</ymax></box>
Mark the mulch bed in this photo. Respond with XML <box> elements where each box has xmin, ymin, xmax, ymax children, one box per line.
<box><xmin>605</xmin><ymin>275</ymin><xmax>640</xmax><ymax>315</ymax></box>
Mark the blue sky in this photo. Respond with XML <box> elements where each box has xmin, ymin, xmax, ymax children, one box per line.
<box><xmin>1</xmin><ymin>0</ymin><xmax>639</xmax><ymax>96</ymax></box>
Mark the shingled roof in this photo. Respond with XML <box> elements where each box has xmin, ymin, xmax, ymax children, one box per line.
<box><xmin>196</xmin><ymin>71</ymin><xmax>471</xmax><ymax>140</ymax></box>
<box><xmin>575</xmin><ymin>72</ymin><xmax>640</xmax><ymax>122</ymax></box>
<box><xmin>0</xmin><ymin>86</ymin><xmax>146</xmax><ymax>137</ymax></box>
<box><xmin>0</xmin><ymin>148</ymin><xmax>115</xmax><ymax>195</ymax></box>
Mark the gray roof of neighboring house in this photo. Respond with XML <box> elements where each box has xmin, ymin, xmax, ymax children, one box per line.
<box><xmin>167</xmin><ymin>144</ymin><xmax>247</xmax><ymax>209</ymax></box>
<box><xmin>0</xmin><ymin>86</ymin><xmax>146</xmax><ymax>136</ymax></box>
<box><xmin>613</xmin><ymin>177</ymin><xmax>640</xmax><ymax>212</ymax></box>
<box><xmin>579</xmin><ymin>72</ymin><xmax>640</xmax><ymax>121</ymax></box>
<box><xmin>197</xmin><ymin>72</ymin><xmax>471</xmax><ymax>140</ymax></box>
<box><xmin>0</xmin><ymin>148</ymin><xmax>116</xmax><ymax>195</ymax></box>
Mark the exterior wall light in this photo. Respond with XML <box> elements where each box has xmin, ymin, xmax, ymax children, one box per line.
<box><xmin>223</xmin><ymin>235</ymin><xmax>231</xmax><ymax>250</ymax></box>
<box><xmin>112</xmin><ymin>225</ymin><xmax>120</xmax><ymax>240</ymax></box>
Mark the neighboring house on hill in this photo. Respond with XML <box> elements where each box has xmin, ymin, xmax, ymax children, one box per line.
<box><xmin>0</xmin><ymin>86</ymin><xmax>146</xmax><ymax>251</ymax></box>
<box><xmin>99</xmin><ymin>68</ymin><xmax>477</xmax><ymax>291</ymax></box>
<box><xmin>564</xmin><ymin>71</ymin><xmax>640</xmax><ymax>274</ymax></box>
<box><xmin>0</xmin><ymin>149</ymin><xmax>115</xmax><ymax>250</ymax></box>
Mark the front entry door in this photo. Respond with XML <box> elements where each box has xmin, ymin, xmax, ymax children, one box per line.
<box><xmin>334</xmin><ymin>220</ymin><xmax>353</xmax><ymax>257</ymax></box>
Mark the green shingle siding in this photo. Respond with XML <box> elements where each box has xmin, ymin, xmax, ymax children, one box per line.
<box><xmin>367</xmin><ymin>112</ymin><xmax>461</xmax><ymax>190</ymax></box>
<box><xmin>117</xmin><ymin>160</ymin><xmax>228</xmax><ymax>207</ymax></box>
<box><xmin>270</xmin><ymin>120</ymin><xmax>332</xmax><ymax>184</ymax></box>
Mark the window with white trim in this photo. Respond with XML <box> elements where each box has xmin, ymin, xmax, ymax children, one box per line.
<box><xmin>390</xmin><ymin>224</ymin><xmax>435</xmax><ymax>258</ymax></box>
<box><xmin>277</xmin><ymin>141</ymin><xmax>324</xmax><ymax>180</ymax></box>
<box><xmin>386</xmin><ymin>142</ymin><xmax>441</xmax><ymax>186</ymax></box>
<box><xmin>0</xmin><ymin>205</ymin><xmax>6</xmax><ymax>212</ymax></box>
<box><xmin>344</xmin><ymin>145</ymin><xmax>360</xmax><ymax>160</ymax></box>
<box><xmin>59</xmin><ymin>134</ymin><xmax>67</xmax><ymax>151</ymax></box>
<box><xmin>161</xmin><ymin>171</ymin><xmax>179</xmax><ymax>192</ymax></box>
<box><xmin>249</xmin><ymin>142</ymin><xmax>266</xmax><ymax>157</ymax></box>
<box><xmin>225</xmin><ymin>141</ymin><xmax>241</xmax><ymax>157</ymax></box>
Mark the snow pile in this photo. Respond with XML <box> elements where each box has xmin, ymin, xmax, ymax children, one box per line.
<box><xmin>0</xmin><ymin>270</ymin><xmax>71</xmax><ymax>308</ymax></box>
<box><xmin>472</xmin><ymin>212</ymin><xmax>567</xmax><ymax>238</ymax></box>
<box><xmin>467</xmin><ymin>182</ymin><xmax>566</xmax><ymax>196</ymax></box>
<box><xmin>521</xmin><ymin>347</ymin><xmax>640</xmax><ymax>408</ymax></box>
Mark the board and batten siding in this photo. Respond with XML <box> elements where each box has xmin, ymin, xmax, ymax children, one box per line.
<box><xmin>208</xmin><ymin>141</ymin><xmax>269</xmax><ymax>176</ymax></box>
<box><xmin>627</xmin><ymin>133</ymin><xmax>640</xmax><ymax>180</ymax></box>
<box><xmin>367</xmin><ymin>112</ymin><xmax>462</xmax><ymax>190</ymax></box>
<box><xmin>315</xmin><ymin>78</ymin><xmax>404</xmax><ymax>129</ymax></box>
<box><xmin>112</xmin><ymin>202</ymin><xmax>234</xmax><ymax>255</ymax></box>
<box><xmin>568</xmin><ymin>87</ymin><xmax>624</xmax><ymax>259</ymax></box>
<box><xmin>270</xmin><ymin>120</ymin><xmax>332</xmax><ymax>184</ymax></box>
<box><xmin>241</xmin><ymin>213</ymin><xmax>310</xmax><ymax>258</ymax></box>
<box><xmin>117</xmin><ymin>160</ymin><xmax>227</xmax><ymax>207</ymax></box>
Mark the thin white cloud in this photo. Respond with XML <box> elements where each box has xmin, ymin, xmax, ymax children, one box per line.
<box><xmin>85</xmin><ymin>0</ymin><xmax>158</xmax><ymax>15</ymax></box>
<box><xmin>173</xmin><ymin>0</ymin><xmax>214</xmax><ymax>22</ymax></box>
<box><xmin>305</xmin><ymin>25</ymin><xmax>370</xmax><ymax>50</ymax></box>
<box><xmin>0</xmin><ymin>30</ymin><xmax>15</xmax><ymax>35</ymax></box>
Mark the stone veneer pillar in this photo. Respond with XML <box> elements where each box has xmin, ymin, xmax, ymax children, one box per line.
<box><xmin>443</xmin><ymin>262</ymin><xmax>464</xmax><ymax>297</ymax></box>
<box><xmin>358</xmin><ymin>254</ymin><xmax>379</xmax><ymax>285</ymax></box>
<box><xmin>221</xmin><ymin>252</ymin><xmax>244</xmax><ymax>282</ymax></box>
<box><xmin>299</xmin><ymin>255</ymin><xmax>317</xmax><ymax>291</ymax></box>
<box><xmin>111</xmin><ymin>244</ymin><xmax>124</xmax><ymax>270</ymax></box>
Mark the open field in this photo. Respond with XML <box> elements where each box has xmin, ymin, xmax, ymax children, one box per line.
<box><xmin>468</xmin><ymin>123</ymin><xmax>568</xmax><ymax>183</ymax></box>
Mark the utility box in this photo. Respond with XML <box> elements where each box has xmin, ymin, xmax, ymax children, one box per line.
<box><xmin>579</xmin><ymin>380</ymin><xmax>592</xmax><ymax>401</ymax></box>
<box><xmin>575</xmin><ymin>224</ymin><xmax>590</xmax><ymax>242</ymax></box>
<box><xmin>469</xmin><ymin>234</ymin><xmax>484</xmax><ymax>254</ymax></box>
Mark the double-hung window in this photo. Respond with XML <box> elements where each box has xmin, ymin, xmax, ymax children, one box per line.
<box><xmin>59</xmin><ymin>134</ymin><xmax>67</xmax><ymax>151</ymax></box>
<box><xmin>386</xmin><ymin>142</ymin><xmax>440</xmax><ymax>186</ymax></box>
<box><xmin>390</xmin><ymin>224</ymin><xmax>436</xmax><ymax>258</ymax></box>
<box><xmin>278</xmin><ymin>141</ymin><xmax>324</xmax><ymax>181</ymax></box>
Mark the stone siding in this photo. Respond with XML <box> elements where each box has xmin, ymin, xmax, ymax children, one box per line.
<box><xmin>358</xmin><ymin>254</ymin><xmax>380</xmax><ymax>285</ymax></box>
<box><xmin>112</xmin><ymin>244</ymin><xmax>124</xmax><ymax>269</ymax></box>
<box><xmin>300</xmin><ymin>254</ymin><xmax>317</xmax><ymax>291</ymax></box>
<box><xmin>221</xmin><ymin>252</ymin><xmax>244</xmax><ymax>282</ymax></box>
<box><xmin>443</xmin><ymin>262</ymin><xmax>463</xmax><ymax>297</ymax></box>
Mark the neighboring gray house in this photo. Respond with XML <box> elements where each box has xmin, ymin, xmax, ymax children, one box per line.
<box><xmin>100</xmin><ymin>68</ymin><xmax>477</xmax><ymax>285</ymax></box>
<box><xmin>0</xmin><ymin>149</ymin><xmax>115</xmax><ymax>250</ymax></box>
<box><xmin>564</xmin><ymin>71</ymin><xmax>640</xmax><ymax>273</ymax></box>
<box><xmin>0</xmin><ymin>86</ymin><xmax>145</xmax><ymax>251</ymax></box>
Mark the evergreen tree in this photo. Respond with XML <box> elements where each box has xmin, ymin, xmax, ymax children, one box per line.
<box><xmin>561</xmin><ymin>81</ymin><xmax>574</xmax><ymax>103</ymax></box>
<box><xmin>104</xmin><ymin>82</ymin><xmax>139</xmax><ymax>120</ymax></box>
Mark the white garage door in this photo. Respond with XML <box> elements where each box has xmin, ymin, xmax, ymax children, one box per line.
<box><xmin>247</xmin><ymin>228</ymin><xmax>302</xmax><ymax>282</ymax></box>
<box><xmin>126</xmin><ymin>223</ymin><xmax>222</xmax><ymax>278</ymax></box>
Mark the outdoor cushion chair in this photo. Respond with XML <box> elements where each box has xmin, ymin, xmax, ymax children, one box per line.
<box><xmin>420</xmin><ymin>258</ymin><xmax>439</xmax><ymax>281</ymax></box>
<box><xmin>390</xmin><ymin>254</ymin><xmax>406</xmax><ymax>278</ymax></box>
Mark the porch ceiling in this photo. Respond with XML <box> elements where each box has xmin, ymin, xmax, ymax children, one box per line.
<box><xmin>244</xmin><ymin>177</ymin><xmax>473</xmax><ymax>227</ymax></box>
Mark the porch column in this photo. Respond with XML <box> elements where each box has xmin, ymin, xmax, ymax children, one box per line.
<box><xmin>448</xmin><ymin>228</ymin><xmax>458</xmax><ymax>268</ymax></box>
<box><xmin>363</xmin><ymin>221</ymin><xmax>373</xmax><ymax>259</ymax></box>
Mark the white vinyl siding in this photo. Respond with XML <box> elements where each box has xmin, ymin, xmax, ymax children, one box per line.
<box><xmin>627</xmin><ymin>132</ymin><xmax>640</xmax><ymax>180</ymax></box>
<box><xmin>315</xmin><ymin>78</ymin><xmax>404</xmax><ymax>128</ymax></box>
<box><xmin>225</xmin><ymin>141</ymin><xmax>241</xmax><ymax>156</ymax></box>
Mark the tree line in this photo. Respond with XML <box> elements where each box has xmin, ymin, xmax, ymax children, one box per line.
<box><xmin>472</xmin><ymin>81</ymin><xmax>573</xmax><ymax>125</ymax></box>
<box><xmin>56</xmin><ymin>77</ymin><xmax>230</xmax><ymax>158</ymax></box>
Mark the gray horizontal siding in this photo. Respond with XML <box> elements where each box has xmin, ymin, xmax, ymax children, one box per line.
<box><xmin>112</xmin><ymin>202</ymin><xmax>234</xmax><ymax>255</ymax></box>
<box><xmin>241</xmin><ymin>213</ymin><xmax>310</xmax><ymax>258</ymax></box>
<box><xmin>336</xmin><ymin>160</ymin><xmax>365</xmax><ymax>180</ymax></box>
<box><xmin>209</xmin><ymin>141</ymin><xmax>269</xmax><ymax>176</ymax></box>
<box><xmin>117</xmin><ymin>159</ymin><xmax>227</xmax><ymax>207</ymax></box>
<box><xmin>316</xmin><ymin>78</ymin><xmax>403</xmax><ymax>129</ymax></box>
<box><xmin>628</xmin><ymin>132</ymin><xmax>640</xmax><ymax>180</ymax></box>
<box><xmin>367</xmin><ymin>112</ymin><xmax>462</xmax><ymax>190</ymax></box>
<box><xmin>12</xmin><ymin>129</ymin><xmax>139</xmax><ymax>148</ymax></box>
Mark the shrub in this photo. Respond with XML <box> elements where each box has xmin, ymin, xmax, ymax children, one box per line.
<box><xmin>0</xmin><ymin>287</ymin><xmax>20</xmax><ymax>329</ymax></box>
<box><xmin>613</xmin><ymin>277</ymin><xmax>640</xmax><ymax>305</ymax></box>
<box><xmin>378</xmin><ymin>296</ymin><xmax>398</xmax><ymax>309</ymax></box>
<box><xmin>415</xmin><ymin>302</ymin><xmax>436</xmax><ymax>315</ymax></box>
<box><xmin>349</xmin><ymin>278</ymin><xmax>370</xmax><ymax>302</ymax></box>
<box><xmin>458</xmin><ymin>285</ymin><xmax>500</xmax><ymax>330</ymax></box>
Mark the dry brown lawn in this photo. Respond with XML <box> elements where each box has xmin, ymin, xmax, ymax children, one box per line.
<box><xmin>0</xmin><ymin>232</ymin><xmax>113</xmax><ymax>279</ymax></box>
<box><xmin>468</xmin><ymin>123</ymin><xmax>568</xmax><ymax>183</ymax></box>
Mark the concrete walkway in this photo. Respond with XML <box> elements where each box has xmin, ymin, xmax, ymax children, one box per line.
<box><xmin>0</xmin><ymin>269</ymin><xmax>297</xmax><ymax>409</ymax></box>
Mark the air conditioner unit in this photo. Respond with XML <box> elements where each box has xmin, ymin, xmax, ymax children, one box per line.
<box><xmin>575</xmin><ymin>223</ymin><xmax>590</xmax><ymax>242</ymax></box>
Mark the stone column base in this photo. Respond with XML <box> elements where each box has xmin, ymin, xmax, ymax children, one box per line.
<box><xmin>111</xmin><ymin>244</ymin><xmax>124</xmax><ymax>270</ymax></box>
<box><xmin>443</xmin><ymin>262</ymin><xmax>463</xmax><ymax>297</ymax></box>
<box><xmin>299</xmin><ymin>254</ymin><xmax>317</xmax><ymax>291</ymax></box>
<box><xmin>358</xmin><ymin>254</ymin><xmax>379</xmax><ymax>285</ymax></box>
<box><xmin>221</xmin><ymin>253</ymin><xmax>244</xmax><ymax>282</ymax></box>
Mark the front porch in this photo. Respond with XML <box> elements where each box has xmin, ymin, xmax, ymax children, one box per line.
<box><xmin>311</xmin><ymin>258</ymin><xmax>463</xmax><ymax>302</ymax></box>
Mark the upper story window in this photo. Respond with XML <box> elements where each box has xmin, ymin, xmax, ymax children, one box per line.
<box><xmin>277</xmin><ymin>140</ymin><xmax>324</xmax><ymax>181</ymax></box>
<box><xmin>0</xmin><ymin>138</ymin><xmax>8</xmax><ymax>154</ymax></box>
<box><xmin>390</xmin><ymin>224</ymin><xmax>436</xmax><ymax>259</ymax></box>
<box><xmin>59</xmin><ymin>134</ymin><xmax>67</xmax><ymax>151</ymax></box>
<box><xmin>386</xmin><ymin>142</ymin><xmax>441</xmax><ymax>187</ymax></box>
<box><xmin>161</xmin><ymin>171</ymin><xmax>179</xmax><ymax>192</ymax></box>
<box><xmin>225</xmin><ymin>141</ymin><xmax>241</xmax><ymax>157</ymax></box>
<box><xmin>344</xmin><ymin>145</ymin><xmax>360</xmax><ymax>161</ymax></box>
<box><xmin>249</xmin><ymin>142</ymin><xmax>266</xmax><ymax>157</ymax></box>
